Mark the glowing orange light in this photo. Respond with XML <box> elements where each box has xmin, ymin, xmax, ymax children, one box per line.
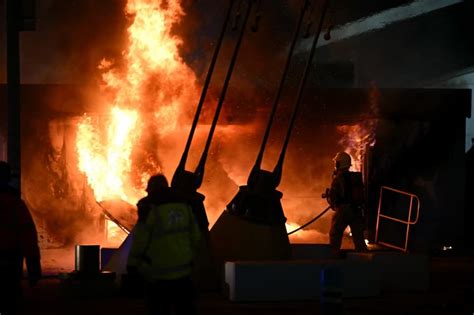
<box><xmin>77</xmin><ymin>108</ymin><xmax>140</xmax><ymax>203</ymax></box>
<box><xmin>337</xmin><ymin>123</ymin><xmax>376</xmax><ymax>172</ymax></box>
<box><xmin>76</xmin><ymin>0</ymin><xmax>199</xmax><ymax>242</ymax></box>
<box><xmin>77</xmin><ymin>0</ymin><xmax>197</xmax><ymax>201</ymax></box>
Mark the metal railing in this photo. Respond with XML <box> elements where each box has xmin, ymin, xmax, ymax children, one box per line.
<box><xmin>375</xmin><ymin>186</ymin><xmax>421</xmax><ymax>252</ymax></box>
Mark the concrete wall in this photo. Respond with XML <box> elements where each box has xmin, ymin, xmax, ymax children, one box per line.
<box><xmin>428</xmin><ymin>71</ymin><xmax>474</xmax><ymax>152</ymax></box>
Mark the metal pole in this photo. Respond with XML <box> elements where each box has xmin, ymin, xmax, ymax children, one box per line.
<box><xmin>272</xmin><ymin>0</ymin><xmax>330</xmax><ymax>187</ymax></box>
<box><xmin>404</xmin><ymin>196</ymin><xmax>414</xmax><ymax>252</ymax></box>
<box><xmin>375</xmin><ymin>186</ymin><xmax>383</xmax><ymax>244</ymax></box>
<box><xmin>194</xmin><ymin>0</ymin><xmax>255</xmax><ymax>189</ymax></box>
<box><xmin>6</xmin><ymin>0</ymin><xmax>22</xmax><ymax>192</ymax></box>
<box><xmin>249</xmin><ymin>0</ymin><xmax>310</xmax><ymax>185</ymax></box>
<box><xmin>96</xmin><ymin>201</ymin><xmax>130</xmax><ymax>235</ymax></box>
<box><xmin>173</xmin><ymin>0</ymin><xmax>236</xmax><ymax>186</ymax></box>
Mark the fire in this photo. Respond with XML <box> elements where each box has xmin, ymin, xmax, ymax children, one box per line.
<box><xmin>77</xmin><ymin>108</ymin><xmax>140</xmax><ymax>203</ymax></box>
<box><xmin>76</xmin><ymin>0</ymin><xmax>198</xmax><ymax>206</ymax></box>
<box><xmin>286</xmin><ymin>221</ymin><xmax>328</xmax><ymax>244</ymax></box>
<box><xmin>106</xmin><ymin>220</ymin><xmax>129</xmax><ymax>246</ymax></box>
<box><xmin>337</xmin><ymin>86</ymin><xmax>379</xmax><ymax>171</ymax></box>
<box><xmin>75</xmin><ymin>0</ymin><xmax>199</xmax><ymax>244</ymax></box>
<box><xmin>337</xmin><ymin>123</ymin><xmax>376</xmax><ymax>171</ymax></box>
<box><xmin>285</xmin><ymin>221</ymin><xmax>301</xmax><ymax>233</ymax></box>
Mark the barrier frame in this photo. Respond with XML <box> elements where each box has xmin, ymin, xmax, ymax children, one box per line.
<box><xmin>375</xmin><ymin>186</ymin><xmax>421</xmax><ymax>252</ymax></box>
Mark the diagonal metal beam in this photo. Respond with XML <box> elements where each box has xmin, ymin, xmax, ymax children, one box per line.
<box><xmin>298</xmin><ymin>0</ymin><xmax>463</xmax><ymax>52</ymax></box>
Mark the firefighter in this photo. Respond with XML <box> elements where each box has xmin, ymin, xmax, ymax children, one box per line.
<box><xmin>0</xmin><ymin>161</ymin><xmax>41</xmax><ymax>314</ymax></box>
<box><xmin>127</xmin><ymin>174</ymin><xmax>200</xmax><ymax>315</ymax></box>
<box><xmin>328</xmin><ymin>152</ymin><xmax>367</xmax><ymax>257</ymax></box>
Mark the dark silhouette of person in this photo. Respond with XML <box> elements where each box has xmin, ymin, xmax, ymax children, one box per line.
<box><xmin>128</xmin><ymin>174</ymin><xmax>200</xmax><ymax>315</ymax></box>
<box><xmin>328</xmin><ymin>152</ymin><xmax>367</xmax><ymax>257</ymax></box>
<box><xmin>0</xmin><ymin>161</ymin><xmax>41</xmax><ymax>314</ymax></box>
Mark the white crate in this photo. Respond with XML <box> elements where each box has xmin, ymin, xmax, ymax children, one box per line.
<box><xmin>225</xmin><ymin>258</ymin><xmax>380</xmax><ymax>302</ymax></box>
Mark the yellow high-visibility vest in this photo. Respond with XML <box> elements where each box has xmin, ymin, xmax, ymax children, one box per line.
<box><xmin>128</xmin><ymin>202</ymin><xmax>200</xmax><ymax>280</ymax></box>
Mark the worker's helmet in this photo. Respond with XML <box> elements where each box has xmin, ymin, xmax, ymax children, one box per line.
<box><xmin>333</xmin><ymin>151</ymin><xmax>351</xmax><ymax>170</ymax></box>
<box><xmin>146</xmin><ymin>174</ymin><xmax>169</xmax><ymax>193</ymax></box>
<box><xmin>0</xmin><ymin>161</ymin><xmax>11</xmax><ymax>184</ymax></box>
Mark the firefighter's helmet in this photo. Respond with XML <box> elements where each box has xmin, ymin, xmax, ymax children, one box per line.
<box><xmin>333</xmin><ymin>151</ymin><xmax>351</xmax><ymax>170</ymax></box>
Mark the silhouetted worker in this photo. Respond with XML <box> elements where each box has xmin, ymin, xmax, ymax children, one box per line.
<box><xmin>328</xmin><ymin>152</ymin><xmax>367</xmax><ymax>257</ymax></box>
<box><xmin>128</xmin><ymin>174</ymin><xmax>200</xmax><ymax>315</ymax></box>
<box><xmin>171</xmin><ymin>172</ymin><xmax>215</xmax><ymax>288</ymax></box>
<box><xmin>0</xmin><ymin>161</ymin><xmax>41</xmax><ymax>314</ymax></box>
<box><xmin>171</xmin><ymin>171</ymin><xmax>208</xmax><ymax>231</ymax></box>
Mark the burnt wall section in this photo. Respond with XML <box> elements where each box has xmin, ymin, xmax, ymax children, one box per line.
<box><xmin>0</xmin><ymin>84</ymin><xmax>101</xmax><ymax>246</ymax></box>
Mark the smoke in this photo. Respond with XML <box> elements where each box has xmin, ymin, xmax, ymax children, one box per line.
<box><xmin>22</xmin><ymin>0</ymin><xmax>128</xmax><ymax>84</ymax></box>
<box><xmin>175</xmin><ymin>0</ymin><xmax>304</xmax><ymax>116</ymax></box>
<box><xmin>155</xmin><ymin>0</ymin><xmax>340</xmax><ymax>238</ymax></box>
<box><xmin>278</xmin><ymin>133</ymin><xmax>334</xmax><ymax>238</ymax></box>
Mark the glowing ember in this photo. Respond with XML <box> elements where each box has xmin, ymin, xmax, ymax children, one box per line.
<box><xmin>76</xmin><ymin>0</ymin><xmax>198</xmax><ymax>206</ymax></box>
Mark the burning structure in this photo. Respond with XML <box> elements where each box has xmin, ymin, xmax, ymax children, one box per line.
<box><xmin>0</xmin><ymin>0</ymin><xmax>472</xmax><ymax>266</ymax></box>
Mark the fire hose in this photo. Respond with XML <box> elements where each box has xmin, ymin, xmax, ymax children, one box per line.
<box><xmin>287</xmin><ymin>205</ymin><xmax>332</xmax><ymax>235</ymax></box>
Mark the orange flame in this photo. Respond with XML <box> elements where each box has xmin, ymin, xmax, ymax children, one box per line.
<box><xmin>337</xmin><ymin>86</ymin><xmax>379</xmax><ymax>171</ymax></box>
<box><xmin>77</xmin><ymin>108</ymin><xmax>141</xmax><ymax>203</ymax></box>
<box><xmin>337</xmin><ymin>123</ymin><xmax>376</xmax><ymax>171</ymax></box>
<box><xmin>76</xmin><ymin>0</ymin><xmax>198</xmax><ymax>207</ymax></box>
<box><xmin>286</xmin><ymin>221</ymin><xmax>328</xmax><ymax>244</ymax></box>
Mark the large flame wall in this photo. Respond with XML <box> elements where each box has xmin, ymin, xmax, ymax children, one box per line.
<box><xmin>14</xmin><ymin>0</ymin><xmax>377</xmax><ymax>248</ymax></box>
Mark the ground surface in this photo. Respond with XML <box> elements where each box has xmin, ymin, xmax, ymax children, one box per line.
<box><xmin>14</xmin><ymin>254</ymin><xmax>474</xmax><ymax>315</ymax></box>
